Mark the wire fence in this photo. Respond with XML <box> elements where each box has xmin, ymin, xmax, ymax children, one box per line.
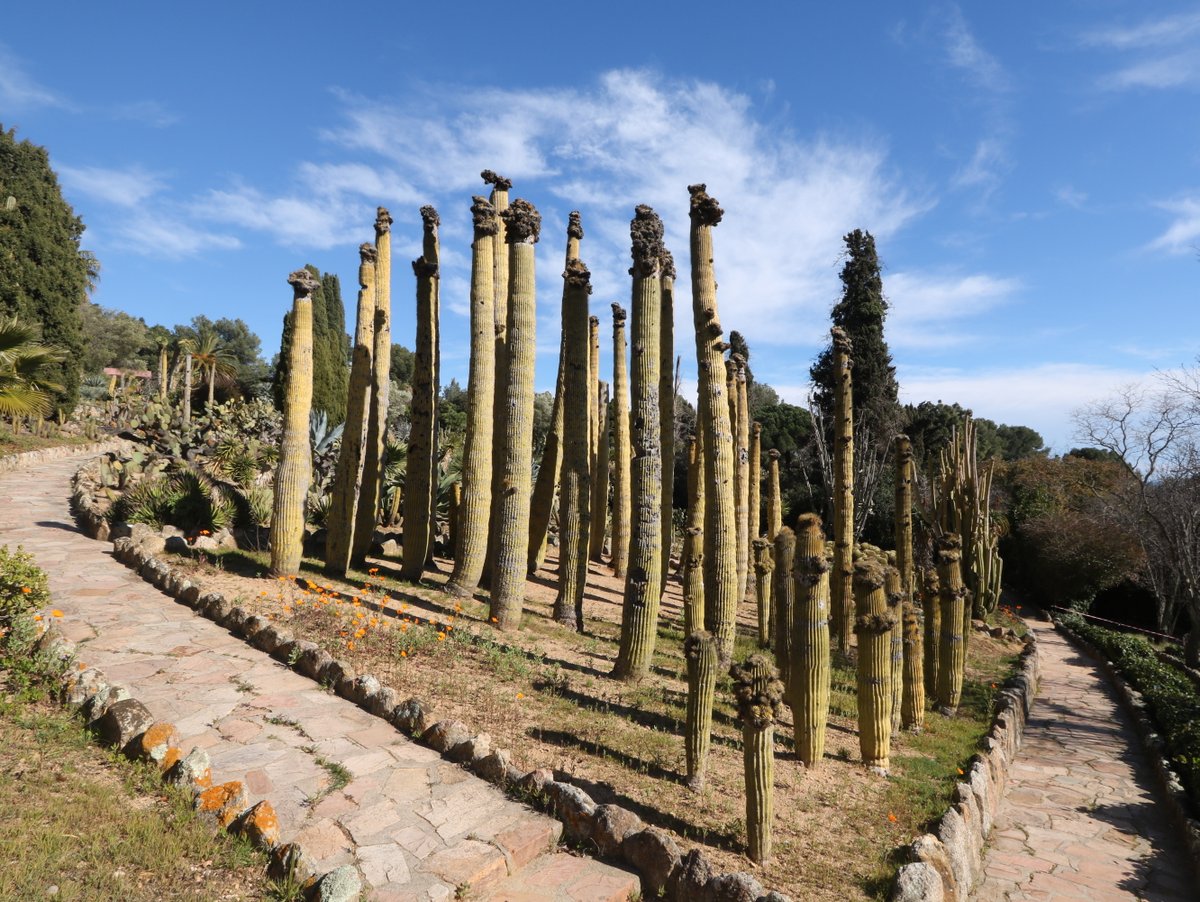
<box><xmin>1049</xmin><ymin>605</ymin><xmax>1182</xmax><ymax>646</ymax></box>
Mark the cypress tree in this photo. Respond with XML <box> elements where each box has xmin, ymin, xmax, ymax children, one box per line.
<box><xmin>273</xmin><ymin>265</ymin><xmax>348</xmax><ymax>424</ymax></box>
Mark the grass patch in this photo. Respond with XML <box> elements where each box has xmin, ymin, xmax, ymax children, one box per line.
<box><xmin>0</xmin><ymin>430</ymin><xmax>96</xmax><ymax>459</ymax></box>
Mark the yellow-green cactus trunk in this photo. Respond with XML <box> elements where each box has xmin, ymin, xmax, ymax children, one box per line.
<box><xmin>482</xmin><ymin>171</ymin><xmax>511</xmax><ymax>587</ymax></box>
<box><xmin>935</xmin><ymin>534</ymin><xmax>967</xmax><ymax>714</ymax></box>
<box><xmin>773</xmin><ymin>527</ymin><xmax>796</xmax><ymax>688</ymax></box>
<box><xmin>733</xmin><ymin>356</ymin><xmax>751</xmax><ymax>604</ymax></box>
<box><xmin>270</xmin><ymin>270</ymin><xmax>317</xmax><ymax>577</ymax></box>
<box><xmin>488</xmin><ymin>199</ymin><xmax>540</xmax><ymax>631</ymax></box>
<box><xmin>921</xmin><ymin>566</ymin><xmax>941</xmax><ymax>698</ymax></box>
<box><xmin>401</xmin><ymin>206</ymin><xmax>441</xmax><ymax>581</ymax></box>
<box><xmin>588</xmin><ymin>315</ymin><xmax>607</xmax><ymax>562</ymax></box>
<box><xmin>901</xmin><ymin>593</ymin><xmax>925</xmax><ymax>732</ymax></box>
<box><xmin>352</xmin><ymin>207</ymin><xmax>393</xmax><ymax>566</ymax></box>
<box><xmin>791</xmin><ymin>514</ymin><xmax>831</xmax><ymax>767</ymax></box>
<box><xmin>766</xmin><ymin>448</ymin><xmax>782</xmax><ymax>540</ymax></box>
<box><xmin>553</xmin><ymin>258</ymin><xmax>593</xmax><ymax>631</ymax></box>
<box><xmin>854</xmin><ymin>560</ymin><xmax>895</xmax><ymax>773</ymax></box>
<box><xmin>447</xmin><ymin>481</ymin><xmax>460</xmax><ymax>557</ymax></box>
<box><xmin>591</xmin><ymin>382</ymin><xmax>611</xmax><ymax>564</ymax></box>
<box><xmin>749</xmin><ymin>420</ymin><xmax>762</xmax><ymax>553</ymax></box>
<box><xmin>613</xmin><ymin>206</ymin><xmax>664</xmax><ymax>681</ymax></box>
<box><xmin>885</xmin><ymin>561</ymin><xmax>905</xmax><ymax>737</ymax></box>
<box><xmin>446</xmin><ymin>198</ymin><xmax>498</xmax><ymax>596</ymax></box>
<box><xmin>831</xmin><ymin>326</ymin><xmax>855</xmax><ymax>657</ymax></box>
<box><xmin>689</xmin><ymin>185</ymin><xmax>739</xmax><ymax>664</ymax></box>
<box><xmin>682</xmin><ymin>434</ymin><xmax>705</xmax><ymax>637</ymax></box>
<box><xmin>753</xmin><ymin>537</ymin><xmax>773</xmax><ymax>648</ymax></box>
<box><xmin>684</xmin><ymin>630</ymin><xmax>718</xmax><ymax>790</ymax></box>
<box><xmin>659</xmin><ymin>251</ymin><xmax>676</xmax><ymax>596</ymax></box>
<box><xmin>610</xmin><ymin>302</ymin><xmax>632</xmax><ymax>579</ymax></box>
<box><xmin>894</xmin><ymin>436</ymin><xmax>924</xmax><ymax>730</ymax></box>
<box><xmin>731</xmin><ymin>654</ymin><xmax>784</xmax><ymax>864</ymax></box>
<box><xmin>325</xmin><ymin>243</ymin><xmax>377</xmax><ymax>577</ymax></box>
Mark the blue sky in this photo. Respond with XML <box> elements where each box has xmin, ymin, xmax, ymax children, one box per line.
<box><xmin>3</xmin><ymin>1</ymin><xmax>1197</xmax><ymax>452</ymax></box>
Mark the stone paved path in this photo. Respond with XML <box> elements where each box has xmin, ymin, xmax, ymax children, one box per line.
<box><xmin>975</xmin><ymin>613</ymin><xmax>1196</xmax><ymax>901</ymax></box>
<box><xmin>0</xmin><ymin>453</ymin><xmax>639</xmax><ymax>902</ymax></box>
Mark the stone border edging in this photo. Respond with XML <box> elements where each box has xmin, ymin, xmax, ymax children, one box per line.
<box><xmin>891</xmin><ymin>628</ymin><xmax>1042</xmax><ymax>902</ymax></box>
<box><xmin>0</xmin><ymin>438</ymin><xmax>132</xmax><ymax>476</ymax></box>
<box><xmin>1052</xmin><ymin>616</ymin><xmax>1200</xmax><ymax>885</ymax></box>
<box><xmin>67</xmin><ymin>453</ymin><xmax>793</xmax><ymax>902</ymax></box>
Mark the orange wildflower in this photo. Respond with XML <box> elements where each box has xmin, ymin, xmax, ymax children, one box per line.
<box><xmin>20</xmin><ymin>586</ymin><xmax>32</xmax><ymax>594</ymax></box>
<box><xmin>51</xmin><ymin>610</ymin><xmax>63</xmax><ymax>618</ymax></box>
<box><xmin>887</xmin><ymin>812</ymin><xmax>898</xmax><ymax>823</ymax></box>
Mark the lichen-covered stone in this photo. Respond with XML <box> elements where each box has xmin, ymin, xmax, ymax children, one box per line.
<box><xmin>96</xmin><ymin>698</ymin><xmax>154</xmax><ymax>753</ymax></box>
<box><xmin>62</xmin><ymin>667</ymin><xmax>105</xmax><ymax>708</ymax></box>
<box><xmin>254</xmin><ymin>625</ymin><xmax>291</xmax><ymax>655</ymax></box>
<box><xmin>473</xmin><ymin>749</ymin><xmax>513</xmax><ymax>785</ymax></box>
<box><xmin>349</xmin><ymin>674</ymin><xmax>381</xmax><ymax>709</ymax></box>
<box><xmin>135</xmin><ymin>722</ymin><xmax>179</xmax><ymax>765</ymax></box>
<box><xmin>233</xmin><ymin>800</ymin><xmax>281</xmax><ymax>849</ymax></box>
<box><xmin>166</xmin><ymin>746</ymin><xmax>212</xmax><ymax>790</ymax></box>
<box><xmin>391</xmin><ymin>696</ymin><xmax>432</xmax><ymax>735</ymax></box>
<box><xmin>668</xmin><ymin>848</ymin><xmax>713</xmax><ymax>901</ymax></box>
<box><xmin>268</xmin><ymin>842</ymin><xmax>313</xmax><ymax>884</ymax></box>
<box><xmin>705</xmin><ymin>872</ymin><xmax>765</xmax><ymax>902</ymax></box>
<box><xmin>893</xmin><ymin>862</ymin><xmax>945</xmax><ymax>902</ymax></box>
<box><xmin>447</xmin><ymin>732</ymin><xmax>491</xmax><ymax>764</ymax></box>
<box><xmin>311</xmin><ymin>864</ymin><xmax>362</xmax><ymax>902</ymax></box>
<box><xmin>622</xmin><ymin>827</ymin><xmax>681</xmax><ymax>897</ymax></box>
<box><xmin>178</xmin><ymin>583</ymin><xmax>201</xmax><ymax>607</ymax></box>
<box><xmin>423</xmin><ymin>720</ymin><xmax>471</xmax><ymax>753</ymax></box>
<box><xmin>543</xmin><ymin>781</ymin><xmax>596</xmax><ymax>842</ymax></box>
<box><xmin>82</xmin><ymin>685</ymin><xmax>131</xmax><ymax>725</ymax></box>
<box><xmin>319</xmin><ymin>657</ymin><xmax>355</xmax><ymax>689</ymax></box>
<box><xmin>911</xmin><ymin>833</ymin><xmax>957</xmax><ymax>901</ymax></box>
<box><xmin>369</xmin><ymin>685</ymin><xmax>399</xmax><ymax>718</ymax></box>
<box><xmin>591</xmin><ymin>804</ymin><xmax>643</xmax><ymax>858</ymax></box>
<box><xmin>194</xmin><ymin>780</ymin><xmax>248</xmax><ymax>829</ymax></box>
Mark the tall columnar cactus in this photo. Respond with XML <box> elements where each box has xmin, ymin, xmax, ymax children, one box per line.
<box><xmin>688</xmin><ymin>184</ymin><xmax>738</xmax><ymax>663</ymax></box>
<box><xmin>659</xmin><ymin>249</ymin><xmax>676</xmax><ymax>595</ymax></box>
<box><xmin>682</xmin><ymin>434</ymin><xmax>705</xmax><ymax>636</ymax></box>
<box><xmin>684</xmin><ymin>630</ymin><xmax>718</xmax><ymax>790</ymax></box>
<box><xmin>527</xmin><ymin>211</ymin><xmax>583</xmax><ymax>575</ymax></box>
<box><xmin>894</xmin><ymin>435</ymin><xmax>924</xmax><ymax>730</ymax></box>
<box><xmin>831</xmin><ymin>326</ymin><xmax>855</xmax><ymax>657</ymax></box>
<box><xmin>773</xmin><ymin>526</ymin><xmax>796</xmax><ymax>688</ymax></box>
<box><xmin>401</xmin><ymin>205</ymin><xmax>441</xmax><ymax>581</ymax></box>
<box><xmin>270</xmin><ymin>270</ymin><xmax>317</xmax><ymax>577</ymax></box>
<box><xmin>731</xmin><ymin>654</ymin><xmax>785</xmax><ymax>864</ymax></box>
<box><xmin>448</xmin><ymin>481</ymin><xmax>461</xmax><ymax>557</ymax></box>
<box><xmin>935</xmin><ymin>534</ymin><xmax>968</xmax><ymax>715</ymax></box>
<box><xmin>610</xmin><ymin>302</ymin><xmax>632</xmax><ymax>578</ymax></box>
<box><xmin>749</xmin><ymin>420</ymin><xmax>763</xmax><ymax>544</ymax></box>
<box><xmin>854</xmin><ymin>559</ymin><xmax>896</xmax><ymax>773</ymax></box>
<box><xmin>588</xmin><ymin>315</ymin><xmax>607</xmax><ymax>562</ymax></box>
<box><xmin>181</xmin><ymin>351</ymin><xmax>193</xmax><ymax>428</ymax></box>
<box><xmin>352</xmin><ymin>207</ymin><xmax>393</xmax><ymax>566</ymax></box>
<box><xmin>613</xmin><ymin>206</ymin><xmax>664</xmax><ymax>681</ymax></box>
<box><xmin>766</xmin><ymin>448</ymin><xmax>782</xmax><ymax>540</ymax></box>
<box><xmin>885</xmin><ymin>560</ymin><xmax>905</xmax><ymax>737</ymax></box>
<box><xmin>325</xmin><ymin>243</ymin><xmax>377</xmax><ymax>576</ymax></box>
<box><xmin>792</xmin><ymin>513</ymin><xmax>831</xmax><ymax>767</ymax></box>
<box><xmin>921</xmin><ymin>566</ymin><xmax>942</xmax><ymax>698</ymax></box>
<box><xmin>553</xmin><ymin>258</ymin><xmax>593</xmax><ymax>631</ymax></box>
<box><xmin>488</xmin><ymin>199</ymin><xmax>540</xmax><ymax>631</ymax></box>
<box><xmin>733</xmin><ymin>355</ymin><xmax>751</xmax><ymax>604</ymax></box>
<box><xmin>753</xmin><ymin>537</ymin><xmax>773</xmax><ymax>648</ymax></box>
<box><xmin>482</xmin><ymin>171</ymin><xmax>511</xmax><ymax>586</ymax></box>
<box><xmin>901</xmin><ymin>584</ymin><xmax>926</xmax><ymax>732</ymax></box>
<box><xmin>446</xmin><ymin>197</ymin><xmax>498</xmax><ymax>596</ymax></box>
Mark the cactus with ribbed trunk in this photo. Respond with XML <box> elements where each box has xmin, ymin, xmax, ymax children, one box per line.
<box><xmin>885</xmin><ymin>560</ymin><xmax>905</xmax><ymax>736</ymax></box>
<box><xmin>733</xmin><ymin>355</ymin><xmax>751</xmax><ymax>604</ymax></box>
<box><xmin>352</xmin><ymin>207</ymin><xmax>393</xmax><ymax>566</ymax></box>
<box><xmin>731</xmin><ymin>654</ymin><xmax>785</xmax><ymax>863</ymax></box>
<box><xmin>447</xmin><ymin>481</ymin><xmax>461</xmax><ymax>557</ymax></box>
<box><xmin>325</xmin><ymin>243</ymin><xmax>377</xmax><ymax>576</ymax></box>
<box><xmin>894</xmin><ymin>435</ymin><xmax>924</xmax><ymax>731</ymax></box>
<box><xmin>610</xmin><ymin>302</ymin><xmax>631</xmax><ymax>578</ymax></box>
<box><xmin>689</xmin><ymin>184</ymin><xmax>738</xmax><ymax>664</ymax></box>
<box><xmin>446</xmin><ymin>198</ymin><xmax>498</xmax><ymax>596</ymax></box>
<box><xmin>401</xmin><ymin>205</ymin><xmax>441</xmax><ymax>581</ymax></box>
<box><xmin>749</xmin><ymin>419</ymin><xmax>762</xmax><ymax>548</ymax></box>
<box><xmin>792</xmin><ymin>513</ymin><xmax>831</xmax><ymax>766</ymax></box>
<box><xmin>684</xmin><ymin>630</ymin><xmax>718</xmax><ymax>790</ymax></box>
<box><xmin>766</xmin><ymin>448</ymin><xmax>782</xmax><ymax>540</ymax></box>
<box><xmin>659</xmin><ymin>249</ymin><xmax>676</xmax><ymax>595</ymax></box>
<box><xmin>682</xmin><ymin>434</ymin><xmax>705</xmax><ymax>636</ymax></box>
<box><xmin>270</xmin><ymin>270</ymin><xmax>317</xmax><ymax>577</ymax></box>
<box><xmin>588</xmin><ymin>315</ymin><xmax>606</xmax><ymax>562</ymax></box>
<box><xmin>935</xmin><ymin>534</ymin><xmax>967</xmax><ymax>714</ymax></box>
<box><xmin>773</xmin><ymin>526</ymin><xmax>796</xmax><ymax>688</ymax></box>
<box><xmin>921</xmin><ymin>566</ymin><xmax>941</xmax><ymax>697</ymax></box>
<box><xmin>482</xmin><ymin>171</ymin><xmax>511</xmax><ymax>586</ymax></box>
<box><xmin>855</xmin><ymin>559</ymin><xmax>896</xmax><ymax>773</ymax></box>
<box><xmin>527</xmin><ymin>211</ymin><xmax>583</xmax><ymax>575</ymax></box>
<box><xmin>553</xmin><ymin>258</ymin><xmax>593</xmax><ymax>631</ymax></box>
<box><xmin>831</xmin><ymin>326</ymin><xmax>855</xmax><ymax>657</ymax></box>
<box><xmin>488</xmin><ymin>199</ymin><xmax>540</xmax><ymax>631</ymax></box>
<box><xmin>753</xmin><ymin>537</ymin><xmax>773</xmax><ymax>648</ymax></box>
<box><xmin>613</xmin><ymin>206</ymin><xmax>664</xmax><ymax>681</ymax></box>
<box><xmin>901</xmin><ymin>586</ymin><xmax>925</xmax><ymax>732</ymax></box>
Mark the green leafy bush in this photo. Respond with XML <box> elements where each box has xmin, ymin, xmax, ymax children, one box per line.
<box><xmin>1059</xmin><ymin>613</ymin><xmax>1200</xmax><ymax>812</ymax></box>
<box><xmin>0</xmin><ymin>544</ymin><xmax>49</xmax><ymax>630</ymax></box>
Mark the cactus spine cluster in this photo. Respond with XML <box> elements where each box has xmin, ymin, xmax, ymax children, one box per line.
<box><xmin>831</xmin><ymin>326</ymin><xmax>856</xmax><ymax>657</ymax></box>
<box><xmin>753</xmin><ymin>537</ymin><xmax>773</xmax><ymax>648</ymax></box>
<box><xmin>325</xmin><ymin>242</ymin><xmax>377</xmax><ymax>576</ymax></box>
<box><xmin>270</xmin><ymin>269</ymin><xmax>317</xmax><ymax>577</ymax></box>
<box><xmin>659</xmin><ymin>250</ymin><xmax>676</xmax><ymax>595</ymax></box>
<box><xmin>610</xmin><ymin>303</ymin><xmax>632</xmax><ymax>578</ymax></box>
<box><xmin>772</xmin><ymin>526</ymin><xmax>797</xmax><ymax>688</ymax></box>
<box><xmin>613</xmin><ymin>206</ymin><xmax>664</xmax><ymax>681</ymax></box>
<box><xmin>935</xmin><ymin>533</ymin><xmax>968</xmax><ymax>714</ymax></box>
<box><xmin>553</xmin><ymin>258</ymin><xmax>594</xmax><ymax>631</ymax></box>
<box><xmin>854</xmin><ymin>558</ymin><xmax>895</xmax><ymax>773</ymax></box>
<box><xmin>401</xmin><ymin>206</ymin><xmax>441</xmax><ymax>580</ymax></box>
<box><xmin>488</xmin><ymin>199</ymin><xmax>540</xmax><ymax>631</ymax></box>
<box><xmin>446</xmin><ymin>197</ymin><xmax>498</xmax><ymax>596</ymax></box>
<box><xmin>791</xmin><ymin>513</ymin><xmax>831</xmax><ymax>766</ymax></box>
<box><xmin>681</xmin><ymin>434</ymin><xmax>705</xmax><ymax>636</ymax></box>
<box><xmin>688</xmin><ymin>184</ymin><xmax>739</xmax><ymax>663</ymax></box>
<box><xmin>766</xmin><ymin>448</ymin><xmax>782</xmax><ymax>540</ymax></box>
<box><xmin>684</xmin><ymin>630</ymin><xmax>718</xmax><ymax>790</ymax></box>
<box><xmin>731</xmin><ymin>654</ymin><xmax>785</xmax><ymax>863</ymax></box>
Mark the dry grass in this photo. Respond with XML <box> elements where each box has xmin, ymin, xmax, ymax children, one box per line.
<box><xmin>170</xmin><ymin>543</ymin><xmax>1022</xmax><ymax>901</ymax></box>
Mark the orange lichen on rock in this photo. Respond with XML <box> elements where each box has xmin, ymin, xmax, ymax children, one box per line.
<box><xmin>159</xmin><ymin>745</ymin><xmax>183</xmax><ymax>773</ymax></box>
<box><xmin>195</xmin><ymin>780</ymin><xmax>248</xmax><ymax>828</ymax></box>
<box><xmin>236</xmin><ymin>799</ymin><xmax>281</xmax><ymax>848</ymax></box>
<box><xmin>137</xmin><ymin>722</ymin><xmax>179</xmax><ymax>764</ymax></box>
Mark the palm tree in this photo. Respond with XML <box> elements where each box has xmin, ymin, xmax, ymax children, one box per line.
<box><xmin>181</xmin><ymin>328</ymin><xmax>237</xmax><ymax>408</ymax></box>
<box><xmin>0</xmin><ymin>316</ymin><xmax>65</xmax><ymax>418</ymax></box>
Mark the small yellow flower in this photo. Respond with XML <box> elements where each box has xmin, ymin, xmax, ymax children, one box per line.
<box><xmin>20</xmin><ymin>586</ymin><xmax>32</xmax><ymax>594</ymax></box>
<box><xmin>516</xmin><ymin>692</ymin><xmax>525</xmax><ymax>700</ymax></box>
<box><xmin>347</xmin><ymin>641</ymin><xmax>355</xmax><ymax>651</ymax></box>
<box><xmin>51</xmin><ymin>610</ymin><xmax>63</xmax><ymax>618</ymax></box>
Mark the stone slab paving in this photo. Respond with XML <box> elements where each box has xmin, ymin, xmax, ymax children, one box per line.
<box><xmin>0</xmin><ymin>453</ymin><xmax>638</xmax><ymax>902</ymax></box>
<box><xmin>974</xmin><ymin>615</ymin><xmax>1196</xmax><ymax>901</ymax></box>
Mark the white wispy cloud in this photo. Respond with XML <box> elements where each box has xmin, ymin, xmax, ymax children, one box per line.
<box><xmin>1101</xmin><ymin>54</ymin><xmax>1200</xmax><ymax>91</ymax></box>
<box><xmin>1147</xmin><ymin>195</ymin><xmax>1200</xmax><ymax>254</ymax></box>
<box><xmin>111</xmin><ymin>100</ymin><xmax>179</xmax><ymax>128</ymax></box>
<box><xmin>886</xmin><ymin>271</ymin><xmax>1021</xmax><ymax>349</ymax></box>
<box><xmin>943</xmin><ymin>5</ymin><xmax>1010</xmax><ymax>92</ymax></box>
<box><xmin>111</xmin><ymin>212</ymin><xmax>240</xmax><ymax>258</ymax></box>
<box><xmin>951</xmin><ymin>137</ymin><xmax>1011</xmax><ymax>195</ymax></box>
<box><xmin>0</xmin><ymin>43</ymin><xmax>71</xmax><ymax>110</ymax></box>
<box><xmin>57</xmin><ymin>163</ymin><xmax>167</xmax><ymax>208</ymax></box>
<box><xmin>1054</xmin><ymin>185</ymin><xmax>1088</xmax><ymax>209</ymax></box>
<box><xmin>1086</xmin><ymin>11</ymin><xmax>1200</xmax><ymax>91</ymax></box>
<box><xmin>1083</xmin><ymin>11</ymin><xmax>1200</xmax><ymax>49</ymax></box>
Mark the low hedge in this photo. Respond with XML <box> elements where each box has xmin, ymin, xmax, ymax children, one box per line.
<box><xmin>1059</xmin><ymin>613</ymin><xmax>1200</xmax><ymax>813</ymax></box>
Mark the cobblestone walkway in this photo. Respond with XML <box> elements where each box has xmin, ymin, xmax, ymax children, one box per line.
<box><xmin>975</xmin><ymin>614</ymin><xmax>1196</xmax><ymax>901</ymax></box>
<box><xmin>0</xmin><ymin>453</ymin><xmax>638</xmax><ymax>902</ymax></box>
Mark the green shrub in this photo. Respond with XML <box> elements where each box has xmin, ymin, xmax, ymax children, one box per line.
<box><xmin>0</xmin><ymin>545</ymin><xmax>49</xmax><ymax>630</ymax></box>
<box><xmin>1060</xmin><ymin>613</ymin><xmax>1200</xmax><ymax>812</ymax></box>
